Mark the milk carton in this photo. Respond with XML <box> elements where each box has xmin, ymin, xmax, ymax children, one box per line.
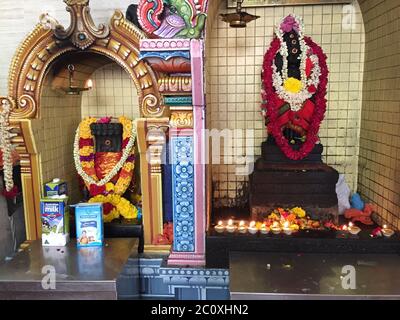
<box><xmin>74</xmin><ymin>203</ymin><xmax>104</xmax><ymax>247</ymax></box>
<box><xmin>41</xmin><ymin>197</ymin><xmax>70</xmax><ymax>246</ymax></box>
<box><xmin>44</xmin><ymin>178</ymin><xmax>68</xmax><ymax>197</ymax></box>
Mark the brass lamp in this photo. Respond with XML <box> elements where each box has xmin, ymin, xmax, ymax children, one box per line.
<box><xmin>61</xmin><ymin>64</ymin><xmax>93</xmax><ymax>95</ymax></box>
<box><xmin>220</xmin><ymin>0</ymin><xmax>260</xmax><ymax>28</ymax></box>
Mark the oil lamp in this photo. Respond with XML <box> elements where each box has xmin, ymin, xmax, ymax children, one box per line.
<box><xmin>382</xmin><ymin>225</ymin><xmax>395</xmax><ymax>238</ymax></box>
<box><xmin>226</xmin><ymin>219</ymin><xmax>236</xmax><ymax>233</ymax></box>
<box><xmin>271</xmin><ymin>221</ymin><xmax>282</xmax><ymax>235</ymax></box>
<box><xmin>238</xmin><ymin>220</ymin><xmax>247</xmax><ymax>234</ymax></box>
<box><xmin>348</xmin><ymin>222</ymin><xmax>361</xmax><ymax>235</ymax></box>
<box><xmin>248</xmin><ymin>221</ymin><xmax>258</xmax><ymax>234</ymax></box>
<box><xmin>260</xmin><ymin>223</ymin><xmax>270</xmax><ymax>235</ymax></box>
<box><xmin>214</xmin><ymin>221</ymin><xmax>225</xmax><ymax>233</ymax></box>
<box><xmin>60</xmin><ymin>64</ymin><xmax>93</xmax><ymax>95</ymax></box>
<box><xmin>282</xmin><ymin>221</ymin><xmax>293</xmax><ymax>235</ymax></box>
<box><xmin>220</xmin><ymin>0</ymin><xmax>260</xmax><ymax>28</ymax></box>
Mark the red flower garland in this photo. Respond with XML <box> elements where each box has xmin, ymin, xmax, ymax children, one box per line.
<box><xmin>262</xmin><ymin>36</ymin><xmax>329</xmax><ymax>160</ymax></box>
<box><xmin>1</xmin><ymin>185</ymin><xmax>19</xmax><ymax>199</ymax></box>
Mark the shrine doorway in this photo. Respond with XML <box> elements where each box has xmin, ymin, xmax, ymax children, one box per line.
<box><xmin>204</xmin><ymin>1</ymin><xmax>366</xmax><ymax>225</ymax></box>
<box><xmin>1</xmin><ymin>5</ymin><xmax>166</xmax><ymax>241</ymax></box>
<box><xmin>37</xmin><ymin>51</ymin><xmax>142</xmax><ymax>205</ymax></box>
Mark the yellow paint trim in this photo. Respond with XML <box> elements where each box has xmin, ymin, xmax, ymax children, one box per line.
<box><xmin>137</xmin><ymin>119</ymin><xmax>153</xmax><ymax>245</ymax></box>
<box><xmin>151</xmin><ymin>173</ymin><xmax>164</xmax><ymax>237</ymax></box>
<box><xmin>21</xmin><ymin>174</ymin><xmax>38</xmax><ymax>240</ymax></box>
<box><xmin>144</xmin><ymin>244</ymin><xmax>171</xmax><ymax>253</ymax></box>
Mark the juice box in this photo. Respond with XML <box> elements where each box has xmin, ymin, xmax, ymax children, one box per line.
<box><xmin>74</xmin><ymin>203</ymin><xmax>104</xmax><ymax>247</ymax></box>
<box><xmin>44</xmin><ymin>178</ymin><xmax>68</xmax><ymax>197</ymax></box>
<box><xmin>41</xmin><ymin>197</ymin><xmax>70</xmax><ymax>246</ymax></box>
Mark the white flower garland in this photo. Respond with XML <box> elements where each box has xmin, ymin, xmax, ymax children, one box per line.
<box><xmin>0</xmin><ymin>99</ymin><xmax>14</xmax><ymax>192</ymax></box>
<box><xmin>273</xmin><ymin>14</ymin><xmax>321</xmax><ymax>112</ymax></box>
<box><xmin>275</xmin><ymin>14</ymin><xmax>307</xmax><ymax>83</ymax></box>
<box><xmin>73</xmin><ymin>119</ymin><xmax>137</xmax><ymax>187</ymax></box>
<box><xmin>272</xmin><ymin>55</ymin><xmax>321</xmax><ymax>112</ymax></box>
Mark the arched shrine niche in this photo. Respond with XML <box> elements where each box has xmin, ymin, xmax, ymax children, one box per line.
<box><xmin>1</xmin><ymin>0</ymin><xmax>168</xmax><ymax>243</ymax></box>
<box><xmin>205</xmin><ymin>1</ymin><xmax>365</xmax><ymax>222</ymax></box>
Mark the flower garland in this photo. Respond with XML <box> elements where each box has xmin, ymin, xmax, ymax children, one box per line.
<box><xmin>74</xmin><ymin>117</ymin><xmax>137</xmax><ymax>189</ymax></box>
<box><xmin>272</xmin><ymin>14</ymin><xmax>321</xmax><ymax>112</ymax></box>
<box><xmin>74</xmin><ymin>116</ymin><xmax>138</xmax><ymax>222</ymax></box>
<box><xmin>89</xmin><ymin>194</ymin><xmax>138</xmax><ymax>223</ymax></box>
<box><xmin>261</xmin><ymin>16</ymin><xmax>329</xmax><ymax>161</ymax></box>
<box><xmin>0</xmin><ymin>99</ymin><xmax>16</xmax><ymax>197</ymax></box>
<box><xmin>73</xmin><ymin>116</ymin><xmax>137</xmax><ymax>192</ymax></box>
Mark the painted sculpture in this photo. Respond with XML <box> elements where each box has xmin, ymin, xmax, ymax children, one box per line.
<box><xmin>137</xmin><ymin>0</ymin><xmax>207</xmax><ymax>39</ymax></box>
<box><xmin>74</xmin><ymin>117</ymin><xmax>139</xmax><ymax>223</ymax></box>
<box><xmin>261</xmin><ymin>14</ymin><xmax>329</xmax><ymax>160</ymax></box>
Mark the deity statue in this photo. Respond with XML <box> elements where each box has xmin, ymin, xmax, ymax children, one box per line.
<box><xmin>261</xmin><ymin>14</ymin><xmax>329</xmax><ymax>161</ymax></box>
<box><xmin>74</xmin><ymin>117</ymin><xmax>139</xmax><ymax>223</ymax></box>
<box><xmin>251</xmin><ymin>15</ymin><xmax>338</xmax><ymax>223</ymax></box>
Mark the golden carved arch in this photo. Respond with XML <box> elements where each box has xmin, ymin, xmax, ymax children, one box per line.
<box><xmin>7</xmin><ymin>10</ymin><xmax>162</xmax><ymax>120</ymax></box>
<box><xmin>2</xmin><ymin>1</ymin><xmax>165</xmax><ymax>240</ymax></box>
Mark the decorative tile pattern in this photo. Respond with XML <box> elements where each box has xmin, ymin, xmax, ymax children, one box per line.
<box><xmin>165</xmin><ymin>96</ymin><xmax>193</xmax><ymax>106</ymax></box>
<box><xmin>171</xmin><ymin>136</ymin><xmax>195</xmax><ymax>252</ymax></box>
<box><xmin>139</xmin><ymin>257</ymin><xmax>230</xmax><ymax>300</ymax></box>
<box><xmin>140</xmin><ymin>39</ymin><xmax>192</xmax><ymax>51</ymax></box>
<box><xmin>139</xmin><ymin>51</ymin><xmax>190</xmax><ymax>61</ymax></box>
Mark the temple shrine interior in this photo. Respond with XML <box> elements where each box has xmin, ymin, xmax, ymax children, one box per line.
<box><xmin>0</xmin><ymin>0</ymin><xmax>399</xmax><ymax>301</ymax></box>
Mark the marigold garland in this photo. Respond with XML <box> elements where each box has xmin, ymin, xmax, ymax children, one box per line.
<box><xmin>74</xmin><ymin>116</ymin><xmax>137</xmax><ymax>190</ymax></box>
<box><xmin>74</xmin><ymin>116</ymin><xmax>139</xmax><ymax>222</ymax></box>
<box><xmin>89</xmin><ymin>194</ymin><xmax>138</xmax><ymax>222</ymax></box>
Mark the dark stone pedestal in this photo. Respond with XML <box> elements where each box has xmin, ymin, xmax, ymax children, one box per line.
<box><xmin>250</xmin><ymin>138</ymin><xmax>339</xmax><ymax>221</ymax></box>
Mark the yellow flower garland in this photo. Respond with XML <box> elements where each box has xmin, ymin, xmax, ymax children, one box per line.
<box><xmin>77</xmin><ymin>116</ymin><xmax>135</xmax><ymax>195</ymax></box>
<box><xmin>89</xmin><ymin>194</ymin><xmax>138</xmax><ymax>222</ymax></box>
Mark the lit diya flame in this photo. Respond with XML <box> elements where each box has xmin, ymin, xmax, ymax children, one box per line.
<box><xmin>248</xmin><ymin>221</ymin><xmax>258</xmax><ymax>234</ymax></box>
<box><xmin>348</xmin><ymin>222</ymin><xmax>361</xmax><ymax>235</ymax></box>
<box><xmin>382</xmin><ymin>224</ymin><xmax>395</xmax><ymax>238</ymax></box>
<box><xmin>238</xmin><ymin>220</ymin><xmax>247</xmax><ymax>233</ymax></box>
<box><xmin>85</xmin><ymin>79</ymin><xmax>93</xmax><ymax>89</ymax></box>
<box><xmin>214</xmin><ymin>220</ymin><xmax>225</xmax><ymax>233</ymax></box>
<box><xmin>271</xmin><ymin>221</ymin><xmax>282</xmax><ymax>234</ymax></box>
<box><xmin>260</xmin><ymin>223</ymin><xmax>270</xmax><ymax>234</ymax></box>
<box><xmin>283</xmin><ymin>221</ymin><xmax>290</xmax><ymax>228</ymax></box>
<box><xmin>282</xmin><ymin>221</ymin><xmax>292</xmax><ymax>235</ymax></box>
<box><xmin>226</xmin><ymin>219</ymin><xmax>236</xmax><ymax>233</ymax></box>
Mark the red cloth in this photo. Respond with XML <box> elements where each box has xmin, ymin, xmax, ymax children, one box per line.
<box><xmin>94</xmin><ymin>152</ymin><xmax>122</xmax><ymax>182</ymax></box>
<box><xmin>277</xmin><ymin>99</ymin><xmax>315</xmax><ymax>132</ymax></box>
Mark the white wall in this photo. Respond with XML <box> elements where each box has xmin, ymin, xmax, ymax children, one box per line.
<box><xmin>0</xmin><ymin>0</ymin><xmax>138</xmax><ymax>96</ymax></box>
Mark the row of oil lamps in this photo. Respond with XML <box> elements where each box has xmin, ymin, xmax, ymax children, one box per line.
<box><xmin>214</xmin><ymin>219</ymin><xmax>298</xmax><ymax>236</ymax></box>
<box><xmin>214</xmin><ymin>219</ymin><xmax>395</xmax><ymax>237</ymax></box>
